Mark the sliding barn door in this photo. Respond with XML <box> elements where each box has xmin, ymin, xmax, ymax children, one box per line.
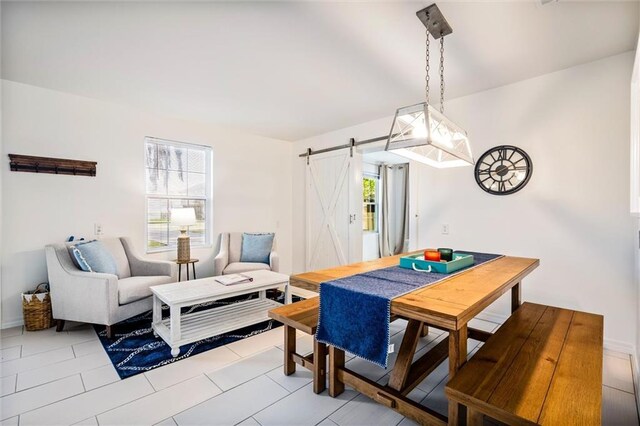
<box><xmin>306</xmin><ymin>150</ymin><xmax>362</xmax><ymax>270</ymax></box>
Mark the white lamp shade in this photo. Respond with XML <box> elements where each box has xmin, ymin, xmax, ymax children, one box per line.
<box><xmin>386</xmin><ymin>102</ymin><xmax>474</xmax><ymax>168</ymax></box>
<box><xmin>170</xmin><ymin>208</ymin><xmax>196</xmax><ymax>227</ymax></box>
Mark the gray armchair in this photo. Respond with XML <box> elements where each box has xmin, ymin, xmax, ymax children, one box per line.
<box><xmin>214</xmin><ymin>232</ymin><xmax>279</xmax><ymax>276</ymax></box>
<box><xmin>45</xmin><ymin>237</ymin><xmax>176</xmax><ymax>338</ymax></box>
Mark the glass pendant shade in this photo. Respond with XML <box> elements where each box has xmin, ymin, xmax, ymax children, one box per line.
<box><xmin>386</xmin><ymin>102</ymin><xmax>474</xmax><ymax>168</ymax></box>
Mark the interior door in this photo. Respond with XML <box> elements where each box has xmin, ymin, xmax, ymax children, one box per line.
<box><xmin>306</xmin><ymin>149</ymin><xmax>362</xmax><ymax>270</ymax></box>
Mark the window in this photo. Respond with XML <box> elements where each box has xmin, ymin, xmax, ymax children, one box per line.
<box><xmin>363</xmin><ymin>175</ymin><xmax>379</xmax><ymax>232</ymax></box>
<box><xmin>145</xmin><ymin>137</ymin><xmax>212</xmax><ymax>252</ymax></box>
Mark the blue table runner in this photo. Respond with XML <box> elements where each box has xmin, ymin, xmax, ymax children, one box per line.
<box><xmin>315</xmin><ymin>252</ymin><xmax>502</xmax><ymax>368</ymax></box>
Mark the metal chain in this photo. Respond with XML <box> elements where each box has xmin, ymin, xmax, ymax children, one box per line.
<box><xmin>425</xmin><ymin>23</ymin><xmax>430</xmax><ymax>106</ymax></box>
<box><xmin>439</xmin><ymin>34</ymin><xmax>445</xmax><ymax>113</ymax></box>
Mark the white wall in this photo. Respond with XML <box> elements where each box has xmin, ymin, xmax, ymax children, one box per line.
<box><xmin>633</xmin><ymin>22</ymin><xmax>640</xmax><ymax>382</ymax></box>
<box><xmin>293</xmin><ymin>51</ymin><xmax>637</xmax><ymax>351</ymax></box>
<box><xmin>363</xmin><ymin>233</ymin><xmax>379</xmax><ymax>262</ymax></box>
<box><xmin>0</xmin><ymin>3</ymin><xmax>4</xmax><ymax>330</ymax></box>
<box><xmin>1</xmin><ymin>80</ymin><xmax>293</xmax><ymax>328</ymax></box>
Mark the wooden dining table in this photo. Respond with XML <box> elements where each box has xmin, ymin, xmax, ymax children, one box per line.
<box><xmin>290</xmin><ymin>253</ymin><xmax>540</xmax><ymax>426</ymax></box>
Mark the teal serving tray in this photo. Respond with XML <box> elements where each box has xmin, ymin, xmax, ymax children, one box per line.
<box><xmin>399</xmin><ymin>252</ymin><xmax>475</xmax><ymax>274</ymax></box>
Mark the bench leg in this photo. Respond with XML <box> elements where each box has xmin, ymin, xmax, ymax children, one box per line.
<box><xmin>448</xmin><ymin>326</ymin><xmax>468</xmax><ymax>426</ymax></box>
<box><xmin>313</xmin><ymin>340</ymin><xmax>327</xmax><ymax>394</ymax></box>
<box><xmin>512</xmin><ymin>282</ymin><xmax>521</xmax><ymax>313</ymax></box>
<box><xmin>467</xmin><ymin>408</ymin><xmax>483</xmax><ymax>426</ymax></box>
<box><xmin>448</xmin><ymin>402</ymin><xmax>461</xmax><ymax>426</ymax></box>
<box><xmin>329</xmin><ymin>346</ymin><xmax>345</xmax><ymax>397</ymax></box>
<box><xmin>284</xmin><ymin>325</ymin><xmax>296</xmax><ymax>375</ymax></box>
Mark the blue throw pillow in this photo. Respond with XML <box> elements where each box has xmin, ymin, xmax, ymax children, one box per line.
<box><xmin>240</xmin><ymin>233</ymin><xmax>274</xmax><ymax>265</ymax></box>
<box><xmin>70</xmin><ymin>240</ymin><xmax>118</xmax><ymax>275</ymax></box>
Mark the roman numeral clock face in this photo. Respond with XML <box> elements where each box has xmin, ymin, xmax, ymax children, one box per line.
<box><xmin>474</xmin><ymin>145</ymin><xmax>533</xmax><ymax>195</ymax></box>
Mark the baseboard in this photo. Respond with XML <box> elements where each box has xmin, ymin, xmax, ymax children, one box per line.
<box><xmin>632</xmin><ymin>352</ymin><xmax>640</xmax><ymax>417</ymax></box>
<box><xmin>603</xmin><ymin>338</ymin><xmax>636</xmax><ymax>355</ymax></box>
<box><xmin>1</xmin><ymin>318</ymin><xmax>24</xmax><ymax>329</ymax></box>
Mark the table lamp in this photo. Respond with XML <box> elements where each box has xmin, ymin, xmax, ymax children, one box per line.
<box><xmin>171</xmin><ymin>207</ymin><xmax>196</xmax><ymax>262</ymax></box>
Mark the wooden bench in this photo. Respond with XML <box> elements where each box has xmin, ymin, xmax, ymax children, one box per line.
<box><xmin>446</xmin><ymin>302</ymin><xmax>603</xmax><ymax>426</ymax></box>
<box><xmin>268</xmin><ymin>297</ymin><xmax>327</xmax><ymax>393</ymax></box>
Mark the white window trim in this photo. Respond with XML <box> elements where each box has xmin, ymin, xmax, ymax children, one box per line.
<box><xmin>363</xmin><ymin>172</ymin><xmax>380</xmax><ymax>233</ymax></box>
<box><xmin>144</xmin><ymin>136</ymin><xmax>213</xmax><ymax>253</ymax></box>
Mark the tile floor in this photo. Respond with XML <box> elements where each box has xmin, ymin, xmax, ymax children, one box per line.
<box><xmin>0</xmin><ymin>317</ymin><xmax>637</xmax><ymax>425</ymax></box>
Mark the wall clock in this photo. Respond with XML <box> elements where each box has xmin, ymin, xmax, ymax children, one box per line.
<box><xmin>474</xmin><ymin>145</ymin><xmax>533</xmax><ymax>195</ymax></box>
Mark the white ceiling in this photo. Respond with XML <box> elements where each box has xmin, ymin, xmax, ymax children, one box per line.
<box><xmin>2</xmin><ymin>1</ymin><xmax>638</xmax><ymax>141</ymax></box>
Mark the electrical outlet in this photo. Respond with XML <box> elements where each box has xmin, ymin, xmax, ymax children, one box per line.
<box><xmin>441</xmin><ymin>224</ymin><xmax>449</xmax><ymax>235</ymax></box>
<box><xmin>94</xmin><ymin>223</ymin><xmax>103</xmax><ymax>236</ymax></box>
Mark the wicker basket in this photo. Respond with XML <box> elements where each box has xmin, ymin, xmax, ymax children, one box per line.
<box><xmin>22</xmin><ymin>283</ymin><xmax>53</xmax><ymax>331</ymax></box>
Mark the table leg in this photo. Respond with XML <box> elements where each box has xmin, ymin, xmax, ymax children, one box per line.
<box><xmin>448</xmin><ymin>326</ymin><xmax>468</xmax><ymax>375</ymax></box>
<box><xmin>313</xmin><ymin>339</ymin><xmax>327</xmax><ymax>394</ymax></box>
<box><xmin>192</xmin><ymin>262</ymin><xmax>197</xmax><ymax>280</ymax></box>
<box><xmin>152</xmin><ymin>295</ymin><xmax>162</xmax><ymax>337</ymax></box>
<box><xmin>329</xmin><ymin>346</ymin><xmax>345</xmax><ymax>397</ymax></box>
<box><xmin>448</xmin><ymin>325</ymin><xmax>468</xmax><ymax>426</ymax></box>
<box><xmin>170</xmin><ymin>305</ymin><xmax>181</xmax><ymax>357</ymax></box>
<box><xmin>178</xmin><ymin>265</ymin><xmax>182</xmax><ymax>282</ymax></box>
<box><xmin>284</xmin><ymin>283</ymin><xmax>292</xmax><ymax>304</ymax></box>
<box><xmin>388</xmin><ymin>319</ymin><xmax>422</xmax><ymax>391</ymax></box>
<box><xmin>420</xmin><ymin>323</ymin><xmax>429</xmax><ymax>338</ymax></box>
<box><xmin>186</xmin><ymin>264</ymin><xmax>190</xmax><ymax>281</ymax></box>
<box><xmin>512</xmin><ymin>282</ymin><xmax>521</xmax><ymax>313</ymax></box>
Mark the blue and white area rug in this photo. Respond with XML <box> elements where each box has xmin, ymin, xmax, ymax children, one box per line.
<box><xmin>95</xmin><ymin>292</ymin><xmax>297</xmax><ymax>379</ymax></box>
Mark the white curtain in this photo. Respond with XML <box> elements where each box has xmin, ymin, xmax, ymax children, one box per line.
<box><xmin>379</xmin><ymin>164</ymin><xmax>410</xmax><ymax>257</ymax></box>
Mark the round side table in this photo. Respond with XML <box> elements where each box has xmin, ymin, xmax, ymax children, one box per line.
<box><xmin>174</xmin><ymin>259</ymin><xmax>199</xmax><ymax>282</ymax></box>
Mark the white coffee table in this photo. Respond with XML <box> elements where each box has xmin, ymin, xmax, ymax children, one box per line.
<box><xmin>151</xmin><ymin>270</ymin><xmax>290</xmax><ymax>357</ymax></box>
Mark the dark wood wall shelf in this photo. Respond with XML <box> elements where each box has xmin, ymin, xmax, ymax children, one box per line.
<box><xmin>8</xmin><ymin>154</ymin><xmax>97</xmax><ymax>177</ymax></box>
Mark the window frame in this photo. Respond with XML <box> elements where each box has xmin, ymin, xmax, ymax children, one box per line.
<box><xmin>144</xmin><ymin>136</ymin><xmax>213</xmax><ymax>253</ymax></box>
<box><xmin>362</xmin><ymin>172</ymin><xmax>380</xmax><ymax>233</ymax></box>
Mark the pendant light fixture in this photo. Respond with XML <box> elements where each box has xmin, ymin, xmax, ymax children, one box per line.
<box><xmin>386</xmin><ymin>4</ymin><xmax>473</xmax><ymax>168</ymax></box>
